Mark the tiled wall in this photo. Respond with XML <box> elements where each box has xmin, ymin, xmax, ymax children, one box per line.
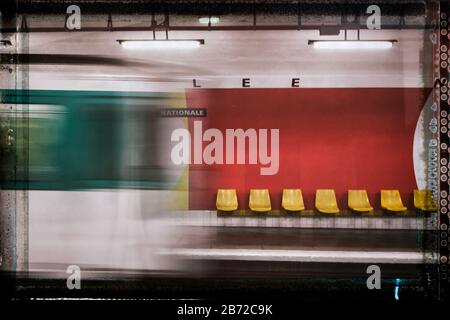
<box><xmin>168</xmin><ymin>211</ymin><xmax>438</xmax><ymax>230</ymax></box>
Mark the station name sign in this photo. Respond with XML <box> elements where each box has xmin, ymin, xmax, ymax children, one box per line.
<box><xmin>160</xmin><ymin>108</ymin><xmax>207</xmax><ymax>117</ymax></box>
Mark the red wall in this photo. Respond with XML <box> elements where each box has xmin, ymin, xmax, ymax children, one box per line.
<box><xmin>186</xmin><ymin>88</ymin><xmax>427</xmax><ymax>210</ymax></box>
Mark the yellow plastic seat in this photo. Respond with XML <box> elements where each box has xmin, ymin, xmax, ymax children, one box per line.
<box><xmin>282</xmin><ymin>189</ymin><xmax>305</xmax><ymax>211</ymax></box>
<box><xmin>315</xmin><ymin>189</ymin><xmax>339</xmax><ymax>214</ymax></box>
<box><xmin>348</xmin><ymin>190</ymin><xmax>373</xmax><ymax>212</ymax></box>
<box><xmin>216</xmin><ymin>189</ymin><xmax>238</xmax><ymax>211</ymax></box>
<box><xmin>414</xmin><ymin>190</ymin><xmax>437</xmax><ymax>212</ymax></box>
<box><xmin>249</xmin><ymin>189</ymin><xmax>272</xmax><ymax>212</ymax></box>
<box><xmin>381</xmin><ymin>190</ymin><xmax>407</xmax><ymax>212</ymax></box>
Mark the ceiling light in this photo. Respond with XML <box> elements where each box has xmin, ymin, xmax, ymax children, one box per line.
<box><xmin>199</xmin><ymin>16</ymin><xmax>220</xmax><ymax>24</ymax></box>
<box><xmin>117</xmin><ymin>39</ymin><xmax>205</xmax><ymax>49</ymax></box>
<box><xmin>309</xmin><ymin>40</ymin><xmax>397</xmax><ymax>49</ymax></box>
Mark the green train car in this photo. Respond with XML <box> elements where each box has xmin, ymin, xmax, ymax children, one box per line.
<box><xmin>1</xmin><ymin>89</ymin><xmax>173</xmax><ymax>190</ymax></box>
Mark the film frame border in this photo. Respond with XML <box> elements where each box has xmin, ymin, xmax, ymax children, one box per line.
<box><xmin>438</xmin><ymin>0</ymin><xmax>450</xmax><ymax>302</ymax></box>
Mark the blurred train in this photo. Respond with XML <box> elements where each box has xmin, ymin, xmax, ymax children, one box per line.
<box><xmin>0</xmin><ymin>89</ymin><xmax>187</xmax><ymax>271</ymax></box>
<box><xmin>0</xmin><ymin>89</ymin><xmax>176</xmax><ymax>190</ymax></box>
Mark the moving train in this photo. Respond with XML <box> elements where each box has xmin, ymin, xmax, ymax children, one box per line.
<box><xmin>0</xmin><ymin>89</ymin><xmax>177</xmax><ymax>190</ymax></box>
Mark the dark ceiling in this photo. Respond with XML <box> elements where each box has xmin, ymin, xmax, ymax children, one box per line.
<box><xmin>1</xmin><ymin>0</ymin><xmax>427</xmax><ymax>15</ymax></box>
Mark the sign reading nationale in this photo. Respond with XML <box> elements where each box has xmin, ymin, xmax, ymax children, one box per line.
<box><xmin>160</xmin><ymin>108</ymin><xmax>207</xmax><ymax>117</ymax></box>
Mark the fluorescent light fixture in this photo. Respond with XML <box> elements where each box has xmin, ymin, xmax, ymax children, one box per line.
<box><xmin>117</xmin><ymin>39</ymin><xmax>204</xmax><ymax>49</ymax></box>
<box><xmin>199</xmin><ymin>16</ymin><xmax>220</xmax><ymax>24</ymax></box>
<box><xmin>309</xmin><ymin>40</ymin><xmax>397</xmax><ymax>49</ymax></box>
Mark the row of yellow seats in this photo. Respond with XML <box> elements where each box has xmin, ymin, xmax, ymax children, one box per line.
<box><xmin>216</xmin><ymin>189</ymin><xmax>437</xmax><ymax>213</ymax></box>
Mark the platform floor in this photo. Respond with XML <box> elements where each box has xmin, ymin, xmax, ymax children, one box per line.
<box><xmin>11</xmin><ymin>227</ymin><xmax>438</xmax><ymax>301</ymax></box>
<box><xmin>30</xmin><ymin>226</ymin><xmax>435</xmax><ymax>275</ymax></box>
